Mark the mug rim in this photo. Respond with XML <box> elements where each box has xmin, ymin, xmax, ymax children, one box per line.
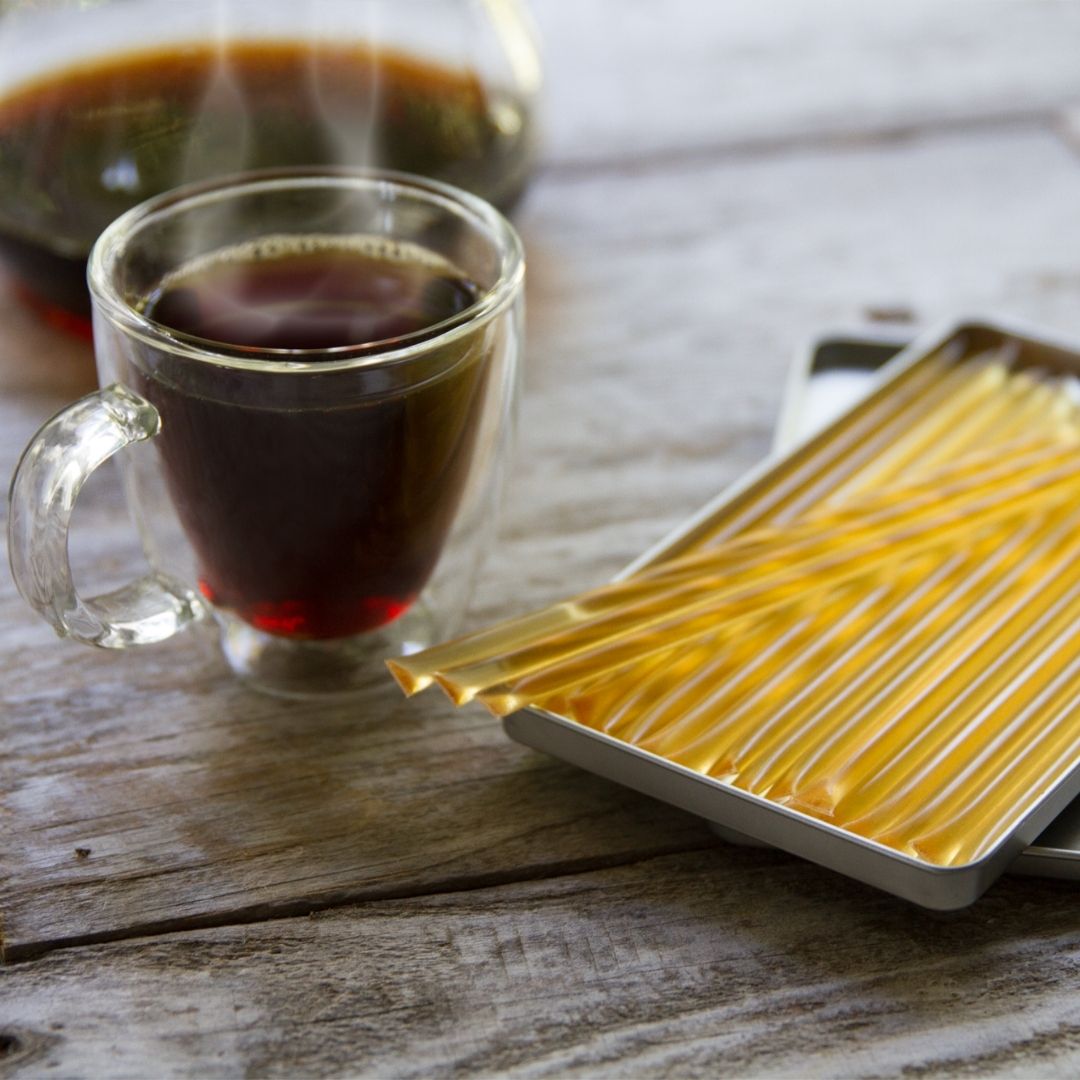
<box><xmin>88</xmin><ymin>166</ymin><xmax>525</xmax><ymax>374</ymax></box>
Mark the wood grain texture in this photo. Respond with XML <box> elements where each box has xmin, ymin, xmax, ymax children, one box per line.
<box><xmin>8</xmin><ymin>126</ymin><xmax>1080</xmax><ymax>962</ymax></box>
<box><xmin>537</xmin><ymin>0</ymin><xmax>1080</xmax><ymax>167</ymax></box>
<box><xmin>3</xmin><ymin>850</ymin><xmax>1080</xmax><ymax>1078</ymax></box>
<box><xmin>4</xmin><ymin>1</ymin><xmax>1080</xmax><ymax>1075</ymax></box>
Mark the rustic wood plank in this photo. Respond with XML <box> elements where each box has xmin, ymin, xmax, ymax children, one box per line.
<box><xmin>4</xmin><ymin>5</ymin><xmax>1080</xmax><ymax>1074</ymax></box>
<box><xmin>3</xmin><ymin>849</ymin><xmax>1080</xmax><ymax>1078</ymax></box>
<box><xmin>537</xmin><ymin>0</ymin><xmax>1080</xmax><ymax>166</ymax></box>
<box><xmin>6</xmin><ymin>125</ymin><xmax>1080</xmax><ymax>959</ymax></box>
<box><xmin>1</xmin><ymin>617</ymin><xmax>715</xmax><ymax>956</ymax></box>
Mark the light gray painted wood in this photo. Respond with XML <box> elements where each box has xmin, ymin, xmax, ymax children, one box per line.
<box><xmin>536</xmin><ymin>0</ymin><xmax>1080</xmax><ymax>166</ymax></box>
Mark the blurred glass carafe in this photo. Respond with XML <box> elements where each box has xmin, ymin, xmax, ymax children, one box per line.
<box><xmin>0</xmin><ymin>0</ymin><xmax>540</xmax><ymax>324</ymax></box>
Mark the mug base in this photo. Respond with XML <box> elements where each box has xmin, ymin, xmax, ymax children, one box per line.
<box><xmin>219</xmin><ymin>607</ymin><xmax>437</xmax><ymax>698</ymax></box>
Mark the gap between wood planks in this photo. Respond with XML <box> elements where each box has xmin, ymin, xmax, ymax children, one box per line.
<box><xmin>542</xmin><ymin>107</ymin><xmax>1065</xmax><ymax>179</ymax></box>
<box><xmin>1055</xmin><ymin>107</ymin><xmax>1080</xmax><ymax>164</ymax></box>
<box><xmin>2</xmin><ymin>839</ymin><xmax>721</xmax><ymax>966</ymax></box>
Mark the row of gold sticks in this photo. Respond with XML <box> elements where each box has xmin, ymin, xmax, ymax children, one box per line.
<box><xmin>390</xmin><ymin>346</ymin><xmax>1080</xmax><ymax>867</ymax></box>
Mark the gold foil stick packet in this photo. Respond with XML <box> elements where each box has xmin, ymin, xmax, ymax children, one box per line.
<box><xmin>387</xmin><ymin>435</ymin><xmax>1072</xmax><ymax>698</ymax></box>
<box><xmin>551</xmin><ymin>367</ymin><xmax>1076</xmax><ymax>742</ymax></box>
<box><xmin>402</xmin><ymin>441</ymin><xmax>1080</xmax><ymax>712</ymax></box>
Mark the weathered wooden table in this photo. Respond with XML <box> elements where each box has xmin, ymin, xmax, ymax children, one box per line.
<box><xmin>5</xmin><ymin>3</ymin><xmax>1080</xmax><ymax>1075</ymax></box>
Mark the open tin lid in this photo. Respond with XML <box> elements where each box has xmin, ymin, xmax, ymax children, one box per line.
<box><xmin>504</xmin><ymin>319</ymin><xmax>1080</xmax><ymax>909</ymax></box>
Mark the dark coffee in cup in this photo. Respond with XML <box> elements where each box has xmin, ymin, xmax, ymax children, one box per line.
<box><xmin>136</xmin><ymin>235</ymin><xmax>492</xmax><ymax>640</ymax></box>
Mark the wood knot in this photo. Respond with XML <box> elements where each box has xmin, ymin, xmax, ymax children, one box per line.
<box><xmin>0</xmin><ymin>1026</ymin><xmax>62</xmax><ymax>1068</ymax></box>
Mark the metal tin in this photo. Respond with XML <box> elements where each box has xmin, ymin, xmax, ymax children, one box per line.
<box><xmin>504</xmin><ymin>319</ymin><xmax>1080</xmax><ymax>908</ymax></box>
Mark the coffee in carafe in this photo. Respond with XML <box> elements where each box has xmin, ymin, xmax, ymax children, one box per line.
<box><xmin>0</xmin><ymin>2</ymin><xmax>539</xmax><ymax>322</ymax></box>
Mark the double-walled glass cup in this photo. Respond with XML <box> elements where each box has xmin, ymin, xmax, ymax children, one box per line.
<box><xmin>8</xmin><ymin>169</ymin><xmax>524</xmax><ymax>696</ymax></box>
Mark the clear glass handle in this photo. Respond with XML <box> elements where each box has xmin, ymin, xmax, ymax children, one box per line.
<box><xmin>8</xmin><ymin>383</ymin><xmax>207</xmax><ymax>648</ymax></box>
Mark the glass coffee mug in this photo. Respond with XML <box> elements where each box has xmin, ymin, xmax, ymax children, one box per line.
<box><xmin>8</xmin><ymin>169</ymin><xmax>524</xmax><ymax>696</ymax></box>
